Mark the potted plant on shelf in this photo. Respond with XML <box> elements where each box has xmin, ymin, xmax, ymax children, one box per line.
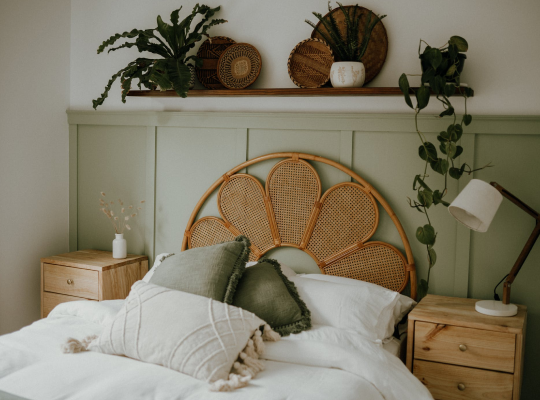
<box><xmin>399</xmin><ymin>36</ymin><xmax>491</xmax><ymax>300</ymax></box>
<box><xmin>92</xmin><ymin>4</ymin><xmax>226</xmax><ymax>109</ymax></box>
<box><xmin>306</xmin><ymin>2</ymin><xmax>386</xmax><ymax>88</ymax></box>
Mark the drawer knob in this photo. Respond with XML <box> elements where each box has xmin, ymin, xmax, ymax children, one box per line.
<box><xmin>459</xmin><ymin>344</ymin><xmax>467</xmax><ymax>352</ymax></box>
<box><xmin>67</xmin><ymin>279</ymin><xmax>73</xmax><ymax>285</ymax></box>
<box><xmin>457</xmin><ymin>383</ymin><xmax>466</xmax><ymax>391</ymax></box>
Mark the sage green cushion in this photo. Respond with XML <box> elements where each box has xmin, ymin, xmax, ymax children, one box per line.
<box><xmin>232</xmin><ymin>259</ymin><xmax>311</xmax><ymax>336</ymax></box>
<box><xmin>149</xmin><ymin>236</ymin><xmax>250</xmax><ymax>304</ymax></box>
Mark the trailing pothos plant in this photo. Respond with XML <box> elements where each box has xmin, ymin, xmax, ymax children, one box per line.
<box><xmin>92</xmin><ymin>4</ymin><xmax>226</xmax><ymax>109</ymax></box>
<box><xmin>399</xmin><ymin>36</ymin><xmax>491</xmax><ymax>300</ymax></box>
<box><xmin>305</xmin><ymin>2</ymin><xmax>386</xmax><ymax>62</ymax></box>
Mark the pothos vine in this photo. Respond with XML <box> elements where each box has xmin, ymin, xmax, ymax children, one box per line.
<box><xmin>399</xmin><ymin>36</ymin><xmax>491</xmax><ymax>300</ymax></box>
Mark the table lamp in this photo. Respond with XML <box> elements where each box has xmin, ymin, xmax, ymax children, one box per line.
<box><xmin>448</xmin><ymin>179</ymin><xmax>540</xmax><ymax>317</ymax></box>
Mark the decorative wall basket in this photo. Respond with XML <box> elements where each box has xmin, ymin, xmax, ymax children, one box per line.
<box><xmin>311</xmin><ymin>5</ymin><xmax>388</xmax><ymax>85</ymax></box>
<box><xmin>217</xmin><ymin>43</ymin><xmax>262</xmax><ymax>90</ymax></box>
<box><xmin>196</xmin><ymin>36</ymin><xmax>237</xmax><ymax>90</ymax></box>
<box><xmin>288</xmin><ymin>38</ymin><xmax>334</xmax><ymax>89</ymax></box>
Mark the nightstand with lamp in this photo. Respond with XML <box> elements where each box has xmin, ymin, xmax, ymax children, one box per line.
<box><xmin>448</xmin><ymin>179</ymin><xmax>539</xmax><ymax>317</ymax></box>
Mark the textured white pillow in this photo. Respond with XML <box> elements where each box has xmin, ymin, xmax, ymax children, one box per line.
<box><xmin>246</xmin><ymin>260</ymin><xmax>297</xmax><ymax>278</ymax></box>
<box><xmin>289</xmin><ymin>275</ymin><xmax>415</xmax><ymax>342</ymax></box>
<box><xmin>89</xmin><ymin>281</ymin><xmax>268</xmax><ymax>384</ymax></box>
<box><xmin>302</xmin><ymin>274</ymin><xmax>416</xmax><ymax>331</ymax></box>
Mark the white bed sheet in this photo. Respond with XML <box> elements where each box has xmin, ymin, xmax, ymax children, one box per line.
<box><xmin>0</xmin><ymin>300</ymin><xmax>431</xmax><ymax>400</ymax></box>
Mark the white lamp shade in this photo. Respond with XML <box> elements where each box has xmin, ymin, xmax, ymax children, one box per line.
<box><xmin>448</xmin><ymin>179</ymin><xmax>503</xmax><ymax>232</ymax></box>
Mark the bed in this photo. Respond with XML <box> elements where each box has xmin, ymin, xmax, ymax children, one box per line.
<box><xmin>0</xmin><ymin>153</ymin><xmax>432</xmax><ymax>400</ymax></box>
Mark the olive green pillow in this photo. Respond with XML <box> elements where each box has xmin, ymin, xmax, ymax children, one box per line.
<box><xmin>149</xmin><ymin>236</ymin><xmax>250</xmax><ymax>304</ymax></box>
<box><xmin>233</xmin><ymin>259</ymin><xmax>311</xmax><ymax>336</ymax></box>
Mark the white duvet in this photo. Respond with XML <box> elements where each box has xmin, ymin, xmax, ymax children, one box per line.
<box><xmin>0</xmin><ymin>301</ymin><xmax>432</xmax><ymax>400</ymax></box>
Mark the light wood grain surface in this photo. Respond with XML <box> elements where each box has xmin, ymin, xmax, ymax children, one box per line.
<box><xmin>43</xmin><ymin>263</ymin><xmax>99</xmax><ymax>299</ymax></box>
<box><xmin>41</xmin><ymin>249</ymin><xmax>148</xmax><ymax>271</ymax></box>
<box><xmin>414</xmin><ymin>321</ymin><xmax>515</xmax><ymax>373</ymax></box>
<box><xmin>413</xmin><ymin>360</ymin><xmax>513</xmax><ymax>400</ymax></box>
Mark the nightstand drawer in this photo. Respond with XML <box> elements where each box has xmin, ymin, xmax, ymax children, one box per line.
<box><xmin>413</xmin><ymin>360</ymin><xmax>513</xmax><ymax>400</ymax></box>
<box><xmin>43</xmin><ymin>263</ymin><xmax>99</xmax><ymax>300</ymax></box>
<box><xmin>42</xmin><ymin>292</ymin><xmax>95</xmax><ymax>318</ymax></box>
<box><xmin>414</xmin><ymin>321</ymin><xmax>515</xmax><ymax>373</ymax></box>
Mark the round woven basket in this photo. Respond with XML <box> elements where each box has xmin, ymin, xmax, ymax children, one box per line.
<box><xmin>217</xmin><ymin>43</ymin><xmax>262</xmax><ymax>90</ymax></box>
<box><xmin>288</xmin><ymin>38</ymin><xmax>334</xmax><ymax>89</ymax></box>
<box><xmin>311</xmin><ymin>5</ymin><xmax>388</xmax><ymax>85</ymax></box>
<box><xmin>195</xmin><ymin>36</ymin><xmax>236</xmax><ymax>90</ymax></box>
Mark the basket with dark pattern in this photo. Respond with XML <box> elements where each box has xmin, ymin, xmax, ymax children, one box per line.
<box><xmin>288</xmin><ymin>38</ymin><xmax>334</xmax><ymax>88</ymax></box>
<box><xmin>195</xmin><ymin>36</ymin><xmax>236</xmax><ymax>90</ymax></box>
<box><xmin>217</xmin><ymin>43</ymin><xmax>262</xmax><ymax>90</ymax></box>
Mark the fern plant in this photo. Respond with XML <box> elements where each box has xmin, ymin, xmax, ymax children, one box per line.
<box><xmin>306</xmin><ymin>2</ymin><xmax>386</xmax><ymax>62</ymax></box>
<box><xmin>92</xmin><ymin>4</ymin><xmax>226</xmax><ymax>109</ymax></box>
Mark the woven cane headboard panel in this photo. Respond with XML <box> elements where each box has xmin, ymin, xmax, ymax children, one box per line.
<box><xmin>182</xmin><ymin>152</ymin><xmax>417</xmax><ymax>299</ymax></box>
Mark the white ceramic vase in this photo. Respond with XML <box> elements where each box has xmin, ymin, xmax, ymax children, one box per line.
<box><xmin>330</xmin><ymin>61</ymin><xmax>365</xmax><ymax>88</ymax></box>
<box><xmin>112</xmin><ymin>233</ymin><xmax>127</xmax><ymax>259</ymax></box>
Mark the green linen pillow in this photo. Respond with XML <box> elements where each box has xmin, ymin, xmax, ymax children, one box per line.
<box><xmin>233</xmin><ymin>259</ymin><xmax>311</xmax><ymax>336</ymax></box>
<box><xmin>149</xmin><ymin>236</ymin><xmax>250</xmax><ymax>304</ymax></box>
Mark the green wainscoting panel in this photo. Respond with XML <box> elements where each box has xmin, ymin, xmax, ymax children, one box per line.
<box><xmin>471</xmin><ymin>134</ymin><xmax>540</xmax><ymax>397</ymax></box>
<box><xmin>67</xmin><ymin>111</ymin><xmax>540</xmax><ymax>400</ymax></box>
<box><xmin>154</xmin><ymin>127</ymin><xmax>240</xmax><ymax>256</ymax></box>
<box><xmin>352</xmin><ymin>131</ymin><xmax>462</xmax><ymax>297</ymax></box>
<box><xmin>77</xmin><ymin>125</ymin><xmax>147</xmax><ymax>254</ymax></box>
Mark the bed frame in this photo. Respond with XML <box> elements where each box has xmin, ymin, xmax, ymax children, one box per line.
<box><xmin>181</xmin><ymin>152</ymin><xmax>417</xmax><ymax>300</ymax></box>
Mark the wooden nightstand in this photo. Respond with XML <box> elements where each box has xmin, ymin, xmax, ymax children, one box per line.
<box><xmin>407</xmin><ymin>295</ymin><xmax>526</xmax><ymax>400</ymax></box>
<box><xmin>40</xmin><ymin>249</ymin><xmax>148</xmax><ymax>318</ymax></box>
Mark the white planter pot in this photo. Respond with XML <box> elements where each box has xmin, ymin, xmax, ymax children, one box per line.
<box><xmin>112</xmin><ymin>233</ymin><xmax>127</xmax><ymax>259</ymax></box>
<box><xmin>330</xmin><ymin>61</ymin><xmax>365</xmax><ymax>88</ymax></box>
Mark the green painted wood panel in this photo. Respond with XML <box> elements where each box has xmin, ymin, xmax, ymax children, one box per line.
<box><xmin>154</xmin><ymin>127</ymin><xmax>240</xmax><ymax>256</ymax></box>
<box><xmin>471</xmin><ymin>134</ymin><xmax>540</xmax><ymax>398</ymax></box>
<box><xmin>352</xmin><ymin>131</ymin><xmax>461</xmax><ymax>297</ymax></box>
<box><xmin>77</xmin><ymin>125</ymin><xmax>147</xmax><ymax>254</ymax></box>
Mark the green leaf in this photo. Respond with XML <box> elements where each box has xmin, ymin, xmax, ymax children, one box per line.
<box><xmin>449</xmin><ymin>36</ymin><xmax>468</xmax><ymax>52</ymax></box>
<box><xmin>413</xmin><ymin>175</ymin><xmax>432</xmax><ymax>191</ymax></box>
<box><xmin>418</xmin><ymin>142</ymin><xmax>438</xmax><ymax>161</ymax></box>
<box><xmin>166</xmin><ymin>59</ymin><xmax>192</xmax><ymax>98</ymax></box>
<box><xmin>437</xmin><ymin>133</ymin><xmax>446</xmax><ymax>143</ymax></box>
<box><xmin>445</xmin><ymin>142</ymin><xmax>457</xmax><ymax>158</ymax></box>
<box><xmin>446</xmin><ymin>64</ymin><xmax>457</xmax><ymax>77</ymax></box>
<box><xmin>418</xmin><ymin>279</ymin><xmax>429</xmax><ymax>301</ymax></box>
<box><xmin>463</xmin><ymin>114</ymin><xmax>472</xmax><ymax>126</ymax></box>
<box><xmin>417</xmin><ymin>190</ymin><xmax>434</xmax><ymax>208</ymax></box>
<box><xmin>449</xmin><ymin>166</ymin><xmax>465</xmax><ymax>179</ymax></box>
<box><xmin>439</xmin><ymin>106</ymin><xmax>455</xmax><ymax>118</ymax></box>
<box><xmin>431</xmin><ymin>75</ymin><xmax>445</xmax><ymax>95</ymax></box>
<box><xmin>444</xmin><ymin>83</ymin><xmax>455</xmax><ymax>97</ymax></box>
<box><xmin>424</xmin><ymin>47</ymin><xmax>443</xmax><ymax>70</ymax></box>
<box><xmin>433</xmin><ymin>190</ymin><xmax>450</xmax><ymax>207</ymax></box>
<box><xmin>453</xmin><ymin>145</ymin><xmax>463</xmax><ymax>159</ymax></box>
<box><xmin>416</xmin><ymin>85</ymin><xmax>431</xmax><ymax>110</ymax></box>
<box><xmin>399</xmin><ymin>74</ymin><xmax>413</xmax><ymax>109</ymax></box>
<box><xmin>454</xmin><ymin>124</ymin><xmax>463</xmax><ymax>141</ymax></box>
<box><xmin>464</xmin><ymin>87</ymin><xmax>474</xmax><ymax>97</ymax></box>
<box><xmin>416</xmin><ymin>224</ymin><xmax>436</xmax><ymax>245</ymax></box>
<box><xmin>428</xmin><ymin>248</ymin><xmax>437</xmax><ymax>267</ymax></box>
<box><xmin>421</xmin><ymin>68</ymin><xmax>435</xmax><ymax>86</ymax></box>
<box><xmin>430</xmin><ymin>158</ymin><xmax>449</xmax><ymax>175</ymax></box>
<box><xmin>448</xmin><ymin>44</ymin><xmax>458</xmax><ymax>60</ymax></box>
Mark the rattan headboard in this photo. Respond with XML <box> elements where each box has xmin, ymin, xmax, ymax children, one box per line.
<box><xmin>181</xmin><ymin>152</ymin><xmax>417</xmax><ymax>300</ymax></box>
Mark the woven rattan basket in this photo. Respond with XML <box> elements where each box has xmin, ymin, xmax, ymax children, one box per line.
<box><xmin>288</xmin><ymin>38</ymin><xmax>334</xmax><ymax>89</ymax></box>
<box><xmin>217</xmin><ymin>43</ymin><xmax>262</xmax><ymax>90</ymax></box>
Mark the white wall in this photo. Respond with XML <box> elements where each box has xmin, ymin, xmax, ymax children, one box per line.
<box><xmin>70</xmin><ymin>0</ymin><xmax>540</xmax><ymax>114</ymax></box>
<box><xmin>0</xmin><ymin>0</ymin><xmax>71</xmax><ymax>334</ymax></box>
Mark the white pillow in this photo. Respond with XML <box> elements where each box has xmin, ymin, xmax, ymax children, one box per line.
<box><xmin>142</xmin><ymin>253</ymin><xmax>175</xmax><ymax>282</ymax></box>
<box><xmin>246</xmin><ymin>260</ymin><xmax>297</xmax><ymax>278</ymax></box>
<box><xmin>303</xmin><ymin>274</ymin><xmax>416</xmax><ymax>330</ymax></box>
<box><xmin>87</xmin><ymin>281</ymin><xmax>272</xmax><ymax>385</ymax></box>
<box><xmin>288</xmin><ymin>275</ymin><xmax>415</xmax><ymax>342</ymax></box>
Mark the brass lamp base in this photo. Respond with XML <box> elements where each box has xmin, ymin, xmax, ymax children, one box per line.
<box><xmin>475</xmin><ymin>300</ymin><xmax>518</xmax><ymax>317</ymax></box>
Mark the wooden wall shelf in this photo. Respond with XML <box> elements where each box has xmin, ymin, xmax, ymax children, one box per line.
<box><xmin>127</xmin><ymin>87</ymin><xmax>473</xmax><ymax>98</ymax></box>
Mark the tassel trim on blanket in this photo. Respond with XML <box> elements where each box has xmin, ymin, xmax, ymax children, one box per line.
<box><xmin>61</xmin><ymin>324</ymin><xmax>280</xmax><ymax>392</ymax></box>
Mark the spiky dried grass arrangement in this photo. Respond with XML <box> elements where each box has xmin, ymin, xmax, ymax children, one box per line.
<box><xmin>99</xmin><ymin>192</ymin><xmax>144</xmax><ymax>234</ymax></box>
